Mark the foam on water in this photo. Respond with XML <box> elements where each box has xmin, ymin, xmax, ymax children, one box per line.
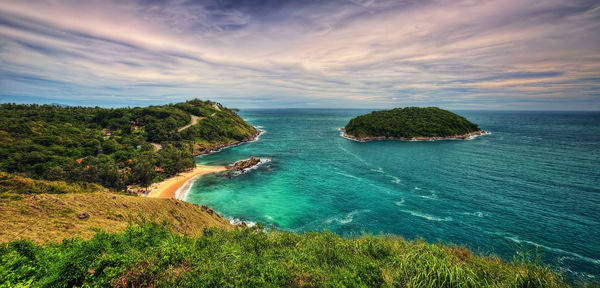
<box><xmin>337</xmin><ymin>143</ymin><xmax>370</xmax><ymax>166</ymax></box>
<box><xmin>387</xmin><ymin>175</ymin><xmax>402</xmax><ymax>184</ymax></box>
<box><xmin>394</xmin><ymin>199</ymin><xmax>405</xmax><ymax>206</ymax></box>
<box><xmin>461</xmin><ymin>211</ymin><xmax>488</xmax><ymax>218</ymax></box>
<box><xmin>228</xmin><ymin>217</ymin><xmax>257</xmax><ymax>227</ymax></box>
<box><xmin>416</xmin><ymin>194</ymin><xmax>438</xmax><ymax>200</ymax></box>
<box><xmin>245</xmin><ymin>157</ymin><xmax>271</xmax><ymax>172</ymax></box>
<box><xmin>325</xmin><ymin>209</ymin><xmax>370</xmax><ymax>225</ymax></box>
<box><xmin>503</xmin><ymin>233</ymin><xmax>600</xmax><ymax>265</ymax></box>
<box><xmin>175</xmin><ymin>175</ymin><xmax>200</xmax><ymax>201</ymax></box>
<box><xmin>334</xmin><ymin>171</ymin><xmax>363</xmax><ymax>181</ymax></box>
<box><xmin>400</xmin><ymin>210</ymin><xmax>453</xmax><ymax>222</ymax></box>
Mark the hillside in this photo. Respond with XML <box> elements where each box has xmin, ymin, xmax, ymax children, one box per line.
<box><xmin>344</xmin><ymin>107</ymin><xmax>483</xmax><ymax>141</ymax></box>
<box><xmin>0</xmin><ymin>99</ymin><xmax>257</xmax><ymax>190</ymax></box>
<box><xmin>0</xmin><ymin>223</ymin><xmax>570</xmax><ymax>287</ymax></box>
<box><xmin>0</xmin><ymin>172</ymin><xmax>232</xmax><ymax>244</ymax></box>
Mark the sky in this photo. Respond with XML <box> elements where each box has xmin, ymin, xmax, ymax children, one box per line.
<box><xmin>0</xmin><ymin>0</ymin><xmax>599</xmax><ymax>110</ymax></box>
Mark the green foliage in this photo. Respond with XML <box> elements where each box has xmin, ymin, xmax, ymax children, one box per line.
<box><xmin>0</xmin><ymin>223</ymin><xmax>571</xmax><ymax>287</ymax></box>
<box><xmin>0</xmin><ymin>172</ymin><xmax>104</xmax><ymax>198</ymax></box>
<box><xmin>345</xmin><ymin>107</ymin><xmax>481</xmax><ymax>138</ymax></box>
<box><xmin>0</xmin><ymin>100</ymin><xmax>256</xmax><ymax>190</ymax></box>
<box><xmin>175</xmin><ymin>100</ymin><xmax>257</xmax><ymax>144</ymax></box>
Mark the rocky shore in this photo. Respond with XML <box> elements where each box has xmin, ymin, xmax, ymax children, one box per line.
<box><xmin>341</xmin><ymin>128</ymin><xmax>489</xmax><ymax>142</ymax></box>
<box><xmin>193</xmin><ymin>128</ymin><xmax>263</xmax><ymax>156</ymax></box>
<box><xmin>227</xmin><ymin>156</ymin><xmax>261</xmax><ymax>171</ymax></box>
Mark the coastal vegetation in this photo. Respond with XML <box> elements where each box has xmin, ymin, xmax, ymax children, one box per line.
<box><xmin>0</xmin><ymin>222</ymin><xmax>570</xmax><ymax>287</ymax></box>
<box><xmin>0</xmin><ymin>173</ymin><xmax>231</xmax><ymax>244</ymax></box>
<box><xmin>0</xmin><ymin>100</ymin><xmax>257</xmax><ymax>190</ymax></box>
<box><xmin>344</xmin><ymin>107</ymin><xmax>482</xmax><ymax>140</ymax></box>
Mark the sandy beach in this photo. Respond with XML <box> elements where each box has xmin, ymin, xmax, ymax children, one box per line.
<box><xmin>147</xmin><ymin>165</ymin><xmax>227</xmax><ymax>199</ymax></box>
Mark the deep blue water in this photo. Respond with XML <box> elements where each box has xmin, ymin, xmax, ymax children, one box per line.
<box><xmin>187</xmin><ymin>109</ymin><xmax>600</xmax><ymax>282</ymax></box>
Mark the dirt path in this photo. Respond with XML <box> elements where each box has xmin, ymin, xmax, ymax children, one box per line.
<box><xmin>178</xmin><ymin>115</ymin><xmax>205</xmax><ymax>132</ymax></box>
<box><xmin>151</xmin><ymin>143</ymin><xmax>162</xmax><ymax>151</ymax></box>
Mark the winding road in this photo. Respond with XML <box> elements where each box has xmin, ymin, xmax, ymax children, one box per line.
<box><xmin>178</xmin><ymin>115</ymin><xmax>205</xmax><ymax>132</ymax></box>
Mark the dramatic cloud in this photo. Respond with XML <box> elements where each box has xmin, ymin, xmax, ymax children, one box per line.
<box><xmin>0</xmin><ymin>0</ymin><xmax>598</xmax><ymax>109</ymax></box>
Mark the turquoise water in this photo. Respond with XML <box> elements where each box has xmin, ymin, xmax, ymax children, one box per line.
<box><xmin>188</xmin><ymin>109</ymin><xmax>600</xmax><ymax>282</ymax></box>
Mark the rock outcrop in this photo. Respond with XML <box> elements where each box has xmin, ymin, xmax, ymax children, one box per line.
<box><xmin>227</xmin><ymin>157</ymin><xmax>261</xmax><ymax>171</ymax></box>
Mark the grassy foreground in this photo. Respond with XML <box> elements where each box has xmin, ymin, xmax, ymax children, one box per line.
<box><xmin>1</xmin><ymin>222</ymin><xmax>570</xmax><ymax>288</ymax></box>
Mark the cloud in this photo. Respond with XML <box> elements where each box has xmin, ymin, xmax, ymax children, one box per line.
<box><xmin>0</xmin><ymin>0</ymin><xmax>598</xmax><ymax>109</ymax></box>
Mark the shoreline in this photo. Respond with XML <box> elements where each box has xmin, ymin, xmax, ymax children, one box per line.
<box><xmin>148</xmin><ymin>127</ymin><xmax>263</xmax><ymax>199</ymax></box>
<box><xmin>193</xmin><ymin>129</ymin><xmax>263</xmax><ymax>157</ymax></box>
<box><xmin>340</xmin><ymin>129</ymin><xmax>489</xmax><ymax>142</ymax></box>
<box><xmin>146</xmin><ymin>165</ymin><xmax>227</xmax><ymax>199</ymax></box>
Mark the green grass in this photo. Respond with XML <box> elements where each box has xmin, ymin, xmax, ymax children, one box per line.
<box><xmin>0</xmin><ymin>172</ymin><xmax>106</xmax><ymax>198</ymax></box>
<box><xmin>0</xmin><ymin>222</ymin><xmax>571</xmax><ymax>287</ymax></box>
<box><xmin>0</xmin><ymin>172</ymin><xmax>232</xmax><ymax>244</ymax></box>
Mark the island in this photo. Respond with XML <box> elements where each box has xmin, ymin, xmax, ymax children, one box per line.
<box><xmin>342</xmin><ymin>107</ymin><xmax>487</xmax><ymax>142</ymax></box>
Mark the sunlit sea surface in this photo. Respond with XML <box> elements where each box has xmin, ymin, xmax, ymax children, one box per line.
<box><xmin>186</xmin><ymin>109</ymin><xmax>599</xmax><ymax>283</ymax></box>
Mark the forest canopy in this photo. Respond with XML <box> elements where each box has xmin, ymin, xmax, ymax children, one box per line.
<box><xmin>0</xmin><ymin>99</ymin><xmax>257</xmax><ymax>190</ymax></box>
<box><xmin>344</xmin><ymin>107</ymin><xmax>481</xmax><ymax>139</ymax></box>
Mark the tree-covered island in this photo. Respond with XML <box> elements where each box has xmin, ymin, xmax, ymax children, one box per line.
<box><xmin>342</xmin><ymin>107</ymin><xmax>486</xmax><ymax>142</ymax></box>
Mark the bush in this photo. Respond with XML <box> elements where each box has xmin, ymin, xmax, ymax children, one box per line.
<box><xmin>0</xmin><ymin>223</ymin><xmax>571</xmax><ymax>287</ymax></box>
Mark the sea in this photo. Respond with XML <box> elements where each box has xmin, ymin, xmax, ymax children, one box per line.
<box><xmin>185</xmin><ymin>109</ymin><xmax>600</xmax><ymax>283</ymax></box>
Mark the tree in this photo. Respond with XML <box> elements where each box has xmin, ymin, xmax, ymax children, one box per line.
<box><xmin>131</xmin><ymin>152</ymin><xmax>156</xmax><ymax>189</ymax></box>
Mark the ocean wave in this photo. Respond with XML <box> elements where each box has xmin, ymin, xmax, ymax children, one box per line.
<box><xmin>556</xmin><ymin>266</ymin><xmax>597</xmax><ymax>282</ymax></box>
<box><xmin>198</xmin><ymin>129</ymin><xmax>264</xmax><ymax>156</ymax></box>
<box><xmin>174</xmin><ymin>175</ymin><xmax>200</xmax><ymax>201</ymax></box>
<box><xmin>228</xmin><ymin>217</ymin><xmax>257</xmax><ymax>227</ymax></box>
<box><xmin>337</xmin><ymin>144</ymin><xmax>370</xmax><ymax>166</ymax></box>
<box><xmin>465</xmin><ymin>131</ymin><xmax>492</xmax><ymax>140</ymax></box>
<box><xmin>401</xmin><ymin>210</ymin><xmax>452</xmax><ymax>222</ymax></box>
<box><xmin>371</xmin><ymin>167</ymin><xmax>384</xmax><ymax>173</ymax></box>
<box><xmin>414</xmin><ymin>186</ymin><xmax>422</xmax><ymax>190</ymax></box>
<box><xmin>339</xmin><ymin>129</ymin><xmax>363</xmax><ymax>142</ymax></box>
<box><xmin>246</xmin><ymin>128</ymin><xmax>265</xmax><ymax>143</ymax></box>
<box><xmin>325</xmin><ymin>209</ymin><xmax>370</xmax><ymax>225</ymax></box>
<box><xmin>228</xmin><ymin>157</ymin><xmax>272</xmax><ymax>177</ymax></box>
<box><xmin>503</xmin><ymin>234</ymin><xmax>600</xmax><ymax>265</ymax></box>
<box><xmin>394</xmin><ymin>199</ymin><xmax>405</xmax><ymax>206</ymax></box>
<box><xmin>461</xmin><ymin>211</ymin><xmax>488</xmax><ymax>217</ymax></box>
<box><xmin>334</xmin><ymin>171</ymin><xmax>363</xmax><ymax>181</ymax></box>
<box><xmin>387</xmin><ymin>175</ymin><xmax>402</xmax><ymax>184</ymax></box>
<box><xmin>417</xmin><ymin>194</ymin><xmax>438</xmax><ymax>200</ymax></box>
<box><xmin>246</xmin><ymin>157</ymin><xmax>272</xmax><ymax>172</ymax></box>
